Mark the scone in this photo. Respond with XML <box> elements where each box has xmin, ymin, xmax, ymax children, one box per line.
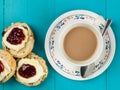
<box><xmin>15</xmin><ymin>53</ymin><xmax>48</xmax><ymax>86</ymax></box>
<box><xmin>2</xmin><ymin>22</ymin><xmax>34</xmax><ymax>58</ymax></box>
<box><xmin>0</xmin><ymin>50</ymin><xmax>16</xmax><ymax>83</ymax></box>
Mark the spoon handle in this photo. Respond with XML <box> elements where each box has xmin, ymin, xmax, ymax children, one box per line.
<box><xmin>102</xmin><ymin>19</ymin><xmax>112</xmax><ymax>36</ymax></box>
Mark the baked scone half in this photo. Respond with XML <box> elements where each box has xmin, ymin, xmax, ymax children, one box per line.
<box><xmin>2</xmin><ymin>22</ymin><xmax>34</xmax><ymax>58</ymax></box>
<box><xmin>15</xmin><ymin>53</ymin><xmax>48</xmax><ymax>86</ymax></box>
<box><xmin>0</xmin><ymin>50</ymin><xmax>16</xmax><ymax>83</ymax></box>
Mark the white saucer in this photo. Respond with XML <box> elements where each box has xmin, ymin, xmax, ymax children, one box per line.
<box><xmin>45</xmin><ymin>10</ymin><xmax>116</xmax><ymax>80</ymax></box>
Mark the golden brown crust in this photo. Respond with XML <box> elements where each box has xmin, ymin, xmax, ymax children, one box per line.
<box><xmin>2</xmin><ymin>22</ymin><xmax>35</xmax><ymax>58</ymax></box>
<box><xmin>15</xmin><ymin>52</ymin><xmax>48</xmax><ymax>86</ymax></box>
<box><xmin>0</xmin><ymin>50</ymin><xmax>16</xmax><ymax>83</ymax></box>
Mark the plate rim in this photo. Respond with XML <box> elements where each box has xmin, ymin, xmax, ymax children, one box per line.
<box><xmin>45</xmin><ymin>10</ymin><xmax>116</xmax><ymax>80</ymax></box>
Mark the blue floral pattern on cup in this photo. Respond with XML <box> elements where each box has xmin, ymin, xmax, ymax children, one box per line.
<box><xmin>49</xmin><ymin>14</ymin><xmax>111</xmax><ymax>76</ymax></box>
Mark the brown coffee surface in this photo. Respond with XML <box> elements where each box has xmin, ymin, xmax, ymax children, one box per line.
<box><xmin>64</xmin><ymin>26</ymin><xmax>97</xmax><ymax>61</ymax></box>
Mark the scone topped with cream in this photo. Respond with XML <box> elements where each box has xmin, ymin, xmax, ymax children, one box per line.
<box><xmin>15</xmin><ymin>53</ymin><xmax>48</xmax><ymax>86</ymax></box>
<box><xmin>2</xmin><ymin>22</ymin><xmax>34</xmax><ymax>58</ymax></box>
<box><xmin>0</xmin><ymin>50</ymin><xmax>16</xmax><ymax>83</ymax></box>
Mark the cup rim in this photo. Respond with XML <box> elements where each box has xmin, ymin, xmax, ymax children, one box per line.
<box><xmin>59</xmin><ymin>22</ymin><xmax>104</xmax><ymax>66</ymax></box>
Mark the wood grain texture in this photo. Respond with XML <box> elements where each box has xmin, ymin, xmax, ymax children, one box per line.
<box><xmin>0</xmin><ymin>0</ymin><xmax>119</xmax><ymax>90</ymax></box>
<box><xmin>106</xmin><ymin>0</ymin><xmax>120</xmax><ymax>90</ymax></box>
<box><xmin>0</xmin><ymin>0</ymin><xmax>3</xmax><ymax>47</ymax></box>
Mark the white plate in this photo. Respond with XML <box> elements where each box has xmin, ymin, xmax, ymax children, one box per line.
<box><xmin>45</xmin><ymin>10</ymin><xmax>116</xmax><ymax>80</ymax></box>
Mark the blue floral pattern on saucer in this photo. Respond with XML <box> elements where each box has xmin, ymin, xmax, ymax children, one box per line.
<box><xmin>45</xmin><ymin>10</ymin><xmax>115</xmax><ymax>80</ymax></box>
<box><xmin>49</xmin><ymin>14</ymin><xmax>111</xmax><ymax>76</ymax></box>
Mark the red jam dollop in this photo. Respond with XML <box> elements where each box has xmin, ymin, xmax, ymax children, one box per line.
<box><xmin>18</xmin><ymin>64</ymin><xmax>36</xmax><ymax>78</ymax></box>
<box><xmin>0</xmin><ymin>61</ymin><xmax>4</xmax><ymax>73</ymax></box>
<box><xmin>7</xmin><ymin>28</ymin><xmax>25</xmax><ymax>45</ymax></box>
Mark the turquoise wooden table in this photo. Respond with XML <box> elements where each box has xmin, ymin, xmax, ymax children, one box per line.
<box><xmin>0</xmin><ymin>0</ymin><xmax>119</xmax><ymax>90</ymax></box>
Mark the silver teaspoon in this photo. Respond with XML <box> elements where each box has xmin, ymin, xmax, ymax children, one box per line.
<box><xmin>102</xmin><ymin>19</ymin><xmax>112</xmax><ymax>36</ymax></box>
<box><xmin>80</xmin><ymin>19</ymin><xmax>112</xmax><ymax>78</ymax></box>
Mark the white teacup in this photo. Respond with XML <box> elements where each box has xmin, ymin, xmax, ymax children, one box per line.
<box><xmin>59</xmin><ymin>22</ymin><xmax>104</xmax><ymax>66</ymax></box>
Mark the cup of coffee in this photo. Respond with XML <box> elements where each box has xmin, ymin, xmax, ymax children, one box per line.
<box><xmin>59</xmin><ymin>22</ymin><xmax>104</xmax><ymax>66</ymax></box>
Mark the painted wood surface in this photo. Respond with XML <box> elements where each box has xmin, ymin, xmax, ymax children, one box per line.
<box><xmin>0</xmin><ymin>0</ymin><xmax>119</xmax><ymax>90</ymax></box>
